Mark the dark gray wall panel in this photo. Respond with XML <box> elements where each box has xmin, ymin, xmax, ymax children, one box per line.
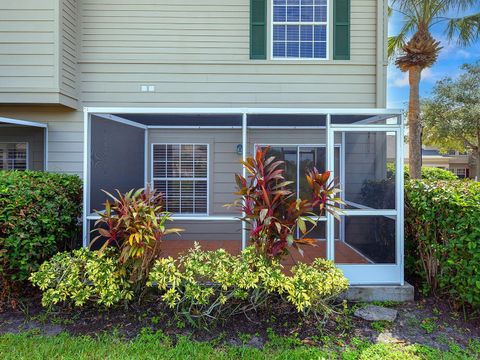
<box><xmin>90</xmin><ymin>116</ymin><xmax>145</xmax><ymax>212</ymax></box>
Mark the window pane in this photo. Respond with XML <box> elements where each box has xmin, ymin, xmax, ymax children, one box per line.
<box><xmin>335</xmin><ymin>216</ymin><xmax>396</xmax><ymax>264</ymax></box>
<box><xmin>286</xmin><ymin>25</ymin><xmax>299</xmax><ymax>41</ymax></box>
<box><xmin>313</xmin><ymin>25</ymin><xmax>326</xmax><ymax>41</ymax></box>
<box><xmin>273</xmin><ymin>42</ymin><xmax>286</xmax><ymax>57</ymax></box>
<box><xmin>273</xmin><ymin>6</ymin><xmax>286</xmax><ymax>21</ymax></box>
<box><xmin>314</xmin><ymin>5</ymin><xmax>327</xmax><ymax>21</ymax></box>
<box><xmin>287</xmin><ymin>42</ymin><xmax>300</xmax><ymax>57</ymax></box>
<box><xmin>263</xmin><ymin>146</ymin><xmax>297</xmax><ymax>191</ymax></box>
<box><xmin>152</xmin><ymin>144</ymin><xmax>208</xmax><ymax>214</ymax></box>
<box><xmin>300</xmin><ymin>42</ymin><xmax>313</xmax><ymax>57</ymax></box>
<box><xmin>300</xmin><ymin>6</ymin><xmax>313</xmax><ymax>21</ymax></box>
<box><xmin>273</xmin><ymin>25</ymin><xmax>286</xmax><ymax>41</ymax></box>
<box><xmin>300</xmin><ymin>25</ymin><xmax>313</xmax><ymax>41</ymax></box>
<box><xmin>313</xmin><ymin>41</ymin><xmax>326</xmax><ymax>58</ymax></box>
<box><xmin>287</xmin><ymin>6</ymin><xmax>300</xmax><ymax>21</ymax></box>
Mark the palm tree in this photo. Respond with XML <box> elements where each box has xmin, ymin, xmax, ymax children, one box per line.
<box><xmin>388</xmin><ymin>0</ymin><xmax>480</xmax><ymax>179</ymax></box>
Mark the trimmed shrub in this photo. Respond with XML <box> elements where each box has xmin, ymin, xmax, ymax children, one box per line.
<box><xmin>148</xmin><ymin>244</ymin><xmax>348</xmax><ymax>327</ymax></box>
<box><xmin>0</xmin><ymin>171</ymin><xmax>82</xmax><ymax>293</ymax></box>
<box><xmin>30</xmin><ymin>248</ymin><xmax>133</xmax><ymax>307</ymax></box>
<box><xmin>387</xmin><ymin>164</ymin><xmax>458</xmax><ymax>181</ymax></box>
<box><xmin>405</xmin><ymin>179</ymin><xmax>480</xmax><ymax>307</ymax></box>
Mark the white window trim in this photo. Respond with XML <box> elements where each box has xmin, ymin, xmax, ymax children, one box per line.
<box><xmin>0</xmin><ymin>142</ymin><xmax>29</xmax><ymax>171</ymax></box>
<box><xmin>150</xmin><ymin>143</ymin><xmax>210</xmax><ymax>216</ymax></box>
<box><xmin>270</xmin><ymin>0</ymin><xmax>330</xmax><ymax>60</ymax></box>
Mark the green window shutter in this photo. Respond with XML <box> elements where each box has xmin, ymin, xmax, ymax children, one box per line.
<box><xmin>333</xmin><ymin>0</ymin><xmax>350</xmax><ymax>60</ymax></box>
<box><xmin>250</xmin><ymin>0</ymin><xmax>267</xmax><ymax>60</ymax></box>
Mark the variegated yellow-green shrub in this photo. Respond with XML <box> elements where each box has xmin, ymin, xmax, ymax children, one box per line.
<box><xmin>147</xmin><ymin>244</ymin><xmax>348</xmax><ymax>327</ymax></box>
<box><xmin>30</xmin><ymin>248</ymin><xmax>133</xmax><ymax>307</ymax></box>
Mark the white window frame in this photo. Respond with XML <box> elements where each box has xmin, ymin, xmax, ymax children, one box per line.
<box><xmin>271</xmin><ymin>0</ymin><xmax>329</xmax><ymax>60</ymax></box>
<box><xmin>451</xmin><ymin>168</ymin><xmax>467</xmax><ymax>178</ymax></box>
<box><xmin>150</xmin><ymin>143</ymin><xmax>210</xmax><ymax>216</ymax></box>
<box><xmin>0</xmin><ymin>142</ymin><xmax>29</xmax><ymax>171</ymax></box>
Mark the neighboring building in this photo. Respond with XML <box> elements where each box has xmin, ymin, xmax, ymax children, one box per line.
<box><xmin>420</xmin><ymin>147</ymin><xmax>473</xmax><ymax>179</ymax></box>
<box><xmin>0</xmin><ymin>1</ymin><xmax>408</xmax><ymax>288</ymax></box>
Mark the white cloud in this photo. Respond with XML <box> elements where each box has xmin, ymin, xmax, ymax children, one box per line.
<box><xmin>388</xmin><ymin>66</ymin><xmax>410</xmax><ymax>88</ymax></box>
<box><xmin>393</xmin><ymin>72</ymin><xmax>409</xmax><ymax>87</ymax></box>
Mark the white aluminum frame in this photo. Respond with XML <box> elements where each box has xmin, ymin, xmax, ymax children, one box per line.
<box><xmin>150</xmin><ymin>143</ymin><xmax>210</xmax><ymax>216</ymax></box>
<box><xmin>330</xmin><ymin>117</ymin><xmax>404</xmax><ymax>285</ymax></box>
<box><xmin>270</xmin><ymin>0</ymin><xmax>329</xmax><ymax>60</ymax></box>
<box><xmin>82</xmin><ymin>107</ymin><xmax>404</xmax><ymax>285</ymax></box>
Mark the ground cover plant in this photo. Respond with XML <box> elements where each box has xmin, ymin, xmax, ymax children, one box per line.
<box><xmin>147</xmin><ymin>244</ymin><xmax>348</xmax><ymax>327</ymax></box>
<box><xmin>405</xmin><ymin>179</ymin><xmax>480</xmax><ymax>308</ymax></box>
<box><xmin>0</xmin><ymin>171</ymin><xmax>82</xmax><ymax>308</ymax></box>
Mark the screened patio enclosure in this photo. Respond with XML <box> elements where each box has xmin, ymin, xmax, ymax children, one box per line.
<box><xmin>83</xmin><ymin>108</ymin><xmax>404</xmax><ymax>285</ymax></box>
<box><xmin>0</xmin><ymin>117</ymin><xmax>48</xmax><ymax>171</ymax></box>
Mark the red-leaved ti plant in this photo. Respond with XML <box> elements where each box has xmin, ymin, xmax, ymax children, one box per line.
<box><xmin>230</xmin><ymin>147</ymin><xmax>342</xmax><ymax>260</ymax></box>
<box><xmin>92</xmin><ymin>188</ymin><xmax>183</xmax><ymax>289</ymax></box>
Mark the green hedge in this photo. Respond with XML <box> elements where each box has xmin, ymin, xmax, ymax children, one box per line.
<box><xmin>405</xmin><ymin>179</ymin><xmax>480</xmax><ymax>307</ymax></box>
<box><xmin>0</xmin><ymin>171</ymin><xmax>82</xmax><ymax>290</ymax></box>
<box><xmin>387</xmin><ymin>164</ymin><xmax>458</xmax><ymax>181</ymax></box>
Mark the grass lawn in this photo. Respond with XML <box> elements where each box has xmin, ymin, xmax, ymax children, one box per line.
<box><xmin>1</xmin><ymin>330</ymin><xmax>479</xmax><ymax>360</ymax></box>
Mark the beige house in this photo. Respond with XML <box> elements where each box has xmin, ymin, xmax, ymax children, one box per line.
<box><xmin>418</xmin><ymin>147</ymin><xmax>473</xmax><ymax>179</ymax></box>
<box><xmin>0</xmin><ymin>0</ymin><xmax>409</xmax><ymax>290</ymax></box>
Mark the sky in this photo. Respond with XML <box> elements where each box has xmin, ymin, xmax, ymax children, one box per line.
<box><xmin>387</xmin><ymin>9</ymin><xmax>480</xmax><ymax>110</ymax></box>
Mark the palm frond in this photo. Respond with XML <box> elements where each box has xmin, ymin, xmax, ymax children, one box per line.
<box><xmin>446</xmin><ymin>12</ymin><xmax>480</xmax><ymax>46</ymax></box>
<box><xmin>387</xmin><ymin>18</ymin><xmax>416</xmax><ymax>60</ymax></box>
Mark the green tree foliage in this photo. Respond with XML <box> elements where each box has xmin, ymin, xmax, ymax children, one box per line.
<box><xmin>422</xmin><ymin>61</ymin><xmax>480</xmax><ymax>179</ymax></box>
<box><xmin>388</xmin><ymin>0</ymin><xmax>480</xmax><ymax>179</ymax></box>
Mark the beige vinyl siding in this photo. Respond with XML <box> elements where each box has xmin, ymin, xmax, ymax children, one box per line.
<box><xmin>0</xmin><ymin>106</ymin><xmax>83</xmax><ymax>175</ymax></box>
<box><xmin>59</xmin><ymin>0</ymin><xmax>78</xmax><ymax>101</ymax></box>
<box><xmin>0</xmin><ymin>0</ymin><xmax>77</xmax><ymax>108</ymax></box>
<box><xmin>0</xmin><ymin>1</ymin><xmax>56</xmax><ymax>89</ymax></box>
<box><xmin>78</xmin><ymin>0</ymin><xmax>383</xmax><ymax>108</ymax></box>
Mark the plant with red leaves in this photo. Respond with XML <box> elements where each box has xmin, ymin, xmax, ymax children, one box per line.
<box><xmin>92</xmin><ymin>188</ymin><xmax>182</xmax><ymax>288</ymax></box>
<box><xmin>230</xmin><ymin>147</ymin><xmax>342</xmax><ymax>260</ymax></box>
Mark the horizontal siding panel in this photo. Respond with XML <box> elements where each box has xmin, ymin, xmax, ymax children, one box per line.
<box><xmin>0</xmin><ymin>43</ymin><xmax>55</xmax><ymax>55</ymax></box>
<box><xmin>0</xmin><ymin>54</ymin><xmax>54</xmax><ymax>65</ymax></box>
<box><xmin>0</xmin><ymin>66</ymin><xmax>55</xmax><ymax>77</ymax></box>
<box><xmin>0</xmin><ymin>22</ymin><xmax>53</xmax><ymax>32</ymax></box>
<box><xmin>0</xmin><ymin>2</ymin><xmax>58</xmax><ymax>95</ymax></box>
<box><xmin>82</xmin><ymin>73</ymin><xmax>376</xmax><ymax>84</ymax></box>
<box><xmin>81</xmin><ymin>82</ymin><xmax>376</xmax><ymax>94</ymax></box>
<box><xmin>0</xmin><ymin>10</ymin><xmax>55</xmax><ymax>21</ymax></box>
<box><xmin>0</xmin><ymin>31</ymin><xmax>54</xmax><ymax>43</ymax></box>
<box><xmin>80</xmin><ymin>63</ymin><xmax>376</xmax><ymax>75</ymax></box>
<box><xmin>0</xmin><ymin>77</ymin><xmax>54</xmax><ymax>87</ymax></box>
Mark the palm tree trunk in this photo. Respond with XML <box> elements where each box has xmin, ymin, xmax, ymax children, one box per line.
<box><xmin>408</xmin><ymin>65</ymin><xmax>423</xmax><ymax>179</ymax></box>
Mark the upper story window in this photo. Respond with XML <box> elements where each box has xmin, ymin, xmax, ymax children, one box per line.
<box><xmin>152</xmin><ymin>144</ymin><xmax>208</xmax><ymax>215</ymax></box>
<box><xmin>0</xmin><ymin>143</ymin><xmax>27</xmax><ymax>170</ymax></box>
<box><xmin>272</xmin><ymin>0</ymin><xmax>328</xmax><ymax>59</ymax></box>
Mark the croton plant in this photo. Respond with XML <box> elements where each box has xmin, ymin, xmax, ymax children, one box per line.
<box><xmin>231</xmin><ymin>147</ymin><xmax>342</xmax><ymax>260</ymax></box>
